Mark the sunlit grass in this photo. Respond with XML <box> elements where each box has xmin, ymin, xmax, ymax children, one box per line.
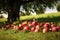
<box><xmin>20</xmin><ymin>12</ymin><xmax>60</xmax><ymax>21</ymax></box>
<box><xmin>0</xmin><ymin>18</ymin><xmax>7</xmax><ymax>22</ymax></box>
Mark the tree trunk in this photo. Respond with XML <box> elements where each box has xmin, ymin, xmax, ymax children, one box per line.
<box><xmin>6</xmin><ymin>0</ymin><xmax>21</xmax><ymax>23</ymax></box>
<box><xmin>7</xmin><ymin>10</ymin><xmax>20</xmax><ymax>23</ymax></box>
<box><xmin>7</xmin><ymin>6</ymin><xmax>20</xmax><ymax>23</ymax></box>
<box><xmin>12</xmin><ymin>8</ymin><xmax>19</xmax><ymax>22</ymax></box>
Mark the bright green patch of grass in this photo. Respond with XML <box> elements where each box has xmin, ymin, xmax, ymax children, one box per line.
<box><xmin>0</xmin><ymin>18</ymin><xmax>7</xmax><ymax>22</ymax></box>
<box><xmin>0</xmin><ymin>18</ymin><xmax>7</xmax><ymax>27</ymax></box>
<box><xmin>20</xmin><ymin>12</ymin><xmax>60</xmax><ymax>21</ymax></box>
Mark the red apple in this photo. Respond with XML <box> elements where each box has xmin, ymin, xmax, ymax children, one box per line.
<box><xmin>13</xmin><ymin>26</ymin><xmax>17</xmax><ymax>30</ymax></box>
<box><xmin>6</xmin><ymin>25</ymin><xmax>10</xmax><ymax>29</ymax></box>
<box><xmin>31</xmin><ymin>21</ymin><xmax>37</xmax><ymax>27</ymax></box>
<box><xmin>35</xmin><ymin>28</ymin><xmax>40</xmax><ymax>32</ymax></box>
<box><xmin>56</xmin><ymin>26</ymin><xmax>60</xmax><ymax>31</ymax></box>
<box><xmin>51</xmin><ymin>24</ymin><xmax>56</xmax><ymax>28</ymax></box>
<box><xmin>39</xmin><ymin>23</ymin><xmax>44</xmax><ymax>27</ymax></box>
<box><xmin>44</xmin><ymin>22</ymin><xmax>50</xmax><ymax>28</ymax></box>
<box><xmin>43</xmin><ymin>27</ymin><xmax>49</xmax><ymax>33</ymax></box>
<box><xmin>23</xmin><ymin>26</ymin><xmax>30</xmax><ymax>30</ymax></box>
<box><xmin>31</xmin><ymin>27</ymin><xmax>35</xmax><ymax>31</ymax></box>
<box><xmin>18</xmin><ymin>24</ymin><xmax>23</xmax><ymax>30</ymax></box>
<box><xmin>52</xmin><ymin>27</ymin><xmax>57</xmax><ymax>32</ymax></box>
<box><xmin>44</xmin><ymin>24</ymin><xmax>49</xmax><ymax>28</ymax></box>
<box><xmin>19</xmin><ymin>24</ymin><xmax>21</xmax><ymax>27</ymax></box>
<box><xmin>36</xmin><ymin>25</ymin><xmax>40</xmax><ymax>29</ymax></box>
<box><xmin>11</xmin><ymin>24</ymin><xmax>15</xmax><ymax>29</ymax></box>
<box><xmin>17</xmin><ymin>26</ymin><xmax>21</xmax><ymax>31</ymax></box>
<box><xmin>28</xmin><ymin>23</ymin><xmax>32</xmax><ymax>27</ymax></box>
<box><xmin>21</xmin><ymin>21</ymin><xmax>27</xmax><ymax>27</ymax></box>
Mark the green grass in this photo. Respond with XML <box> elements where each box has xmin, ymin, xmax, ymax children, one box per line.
<box><xmin>20</xmin><ymin>12</ymin><xmax>60</xmax><ymax>20</ymax></box>
<box><xmin>0</xmin><ymin>12</ymin><xmax>60</xmax><ymax>40</ymax></box>
<box><xmin>0</xmin><ymin>18</ymin><xmax>7</xmax><ymax>27</ymax></box>
<box><xmin>20</xmin><ymin>12</ymin><xmax>60</xmax><ymax>22</ymax></box>
<box><xmin>20</xmin><ymin>12</ymin><xmax>60</xmax><ymax>25</ymax></box>
<box><xmin>0</xmin><ymin>29</ymin><xmax>60</xmax><ymax>40</ymax></box>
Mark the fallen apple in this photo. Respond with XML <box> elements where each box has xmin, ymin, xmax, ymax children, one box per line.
<box><xmin>52</xmin><ymin>27</ymin><xmax>57</xmax><ymax>32</ymax></box>
<box><xmin>43</xmin><ymin>27</ymin><xmax>49</xmax><ymax>33</ymax></box>
<box><xmin>31</xmin><ymin>27</ymin><xmax>35</xmax><ymax>31</ymax></box>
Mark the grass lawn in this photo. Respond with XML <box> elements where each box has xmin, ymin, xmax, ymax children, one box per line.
<box><xmin>0</xmin><ymin>12</ymin><xmax>60</xmax><ymax>40</ymax></box>
<box><xmin>20</xmin><ymin>12</ymin><xmax>60</xmax><ymax>23</ymax></box>
<box><xmin>0</xmin><ymin>29</ymin><xmax>60</xmax><ymax>40</ymax></box>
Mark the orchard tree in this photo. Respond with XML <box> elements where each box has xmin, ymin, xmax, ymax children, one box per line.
<box><xmin>0</xmin><ymin>0</ymin><xmax>58</xmax><ymax>23</ymax></box>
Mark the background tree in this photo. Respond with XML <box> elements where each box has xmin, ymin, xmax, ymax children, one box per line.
<box><xmin>0</xmin><ymin>0</ymin><xmax>58</xmax><ymax>23</ymax></box>
<box><xmin>56</xmin><ymin>2</ymin><xmax>60</xmax><ymax>12</ymax></box>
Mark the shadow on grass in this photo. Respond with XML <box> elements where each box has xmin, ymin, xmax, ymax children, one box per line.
<box><xmin>20</xmin><ymin>16</ymin><xmax>60</xmax><ymax>24</ymax></box>
<box><xmin>37</xmin><ymin>16</ymin><xmax>60</xmax><ymax>22</ymax></box>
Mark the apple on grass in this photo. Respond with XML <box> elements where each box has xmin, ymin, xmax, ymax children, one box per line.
<box><xmin>44</xmin><ymin>24</ymin><xmax>49</xmax><ymax>28</ymax></box>
<box><xmin>23</xmin><ymin>26</ymin><xmax>30</xmax><ymax>31</ymax></box>
<box><xmin>34</xmin><ymin>28</ymin><xmax>40</xmax><ymax>32</ymax></box>
<box><xmin>14</xmin><ymin>25</ymin><xmax>22</xmax><ymax>31</ymax></box>
<box><xmin>36</xmin><ymin>25</ymin><xmax>40</xmax><ymax>29</ymax></box>
<box><xmin>39</xmin><ymin>23</ymin><xmax>44</xmax><ymax>27</ymax></box>
<box><xmin>13</xmin><ymin>26</ymin><xmax>18</xmax><ymax>30</ymax></box>
<box><xmin>23</xmin><ymin>26</ymin><xmax>30</xmax><ymax>32</ymax></box>
<box><xmin>6</xmin><ymin>24</ymin><xmax>11</xmax><ymax>29</ymax></box>
<box><xmin>51</xmin><ymin>24</ymin><xmax>56</xmax><ymax>28</ymax></box>
<box><xmin>21</xmin><ymin>21</ymin><xmax>27</xmax><ymax>27</ymax></box>
<box><xmin>43</xmin><ymin>27</ymin><xmax>49</xmax><ymax>33</ymax></box>
<box><xmin>28</xmin><ymin>23</ymin><xmax>32</xmax><ymax>27</ymax></box>
<box><xmin>31</xmin><ymin>27</ymin><xmax>35</xmax><ymax>31</ymax></box>
<box><xmin>17</xmin><ymin>26</ymin><xmax>21</xmax><ymax>31</ymax></box>
<box><xmin>18</xmin><ymin>24</ymin><xmax>23</xmax><ymax>30</ymax></box>
<box><xmin>56</xmin><ymin>26</ymin><xmax>60</xmax><ymax>31</ymax></box>
<box><xmin>31</xmin><ymin>20</ymin><xmax>37</xmax><ymax>27</ymax></box>
<box><xmin>11</xmin><ymin>24</ymin><xmax>15</xmax><ymax>29</ymax></box>
<box><xmin>52</xmin><ymin>27</ymin><xmax>57</xmax><ymax>32</ymax></box>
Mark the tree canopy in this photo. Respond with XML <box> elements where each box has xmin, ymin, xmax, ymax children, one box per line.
<box><xmin>0</xmin><ymin>0</ymin><xmax>58</xmax><ymax>23</ymax></box>
<box><xmin>0</xmin><ymin>0</ymin><xmax>57</xmax><ymax>12</ymax></box>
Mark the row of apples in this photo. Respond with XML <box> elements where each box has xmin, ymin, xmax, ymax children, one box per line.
<box><xmin>1</xmin><ymin>19</ymin><xmax>60</xmax><ymax>33</ymax></box>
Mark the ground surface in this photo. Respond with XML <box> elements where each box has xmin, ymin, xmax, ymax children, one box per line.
<box><xmin>0</xmin><ymin>12</ymin><xmax>60</xmax><ymax>40</ymax></box>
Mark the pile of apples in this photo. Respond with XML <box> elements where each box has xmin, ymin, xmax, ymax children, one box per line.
<box><xmin>1</xmin><ymin>19</ymin><xmax>60</xmax><ymax>33</ymax></box>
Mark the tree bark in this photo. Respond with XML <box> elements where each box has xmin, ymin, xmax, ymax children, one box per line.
<box><xmin>7</xmin><ymin>6</ymin><xmax>20</xmax><ymax>23</ymax></box>
<box><xmin>7</xmin><ymin>0</ymin><xmax>21</xmax><ymax>23</ymax></box>
<box><xmin>7</xmin><ymin>9</ymin><xmax>20</xmax><ymax>23</ymax></box>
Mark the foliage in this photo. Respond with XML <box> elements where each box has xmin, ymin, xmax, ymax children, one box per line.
<box><xmin>22</xmin><ymin>0</ymin><xmax>57</xmax><ymax>14</ymax></box>
<box><xmin>20</xmin><ymin>11</ymin><xmax>26</xmax><ymax>16</ymax></box>
<box><xmin>56</xmin><ymin>2</ymin><xmax>60</xmax><ymax>11</ymax></box>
